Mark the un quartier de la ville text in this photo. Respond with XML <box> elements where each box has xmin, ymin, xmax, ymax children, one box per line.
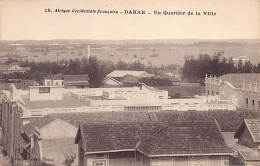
<box><xmin>48</xmin><ymin>9</ymin><xmax>216</xmax><ymax>16</ymax></box>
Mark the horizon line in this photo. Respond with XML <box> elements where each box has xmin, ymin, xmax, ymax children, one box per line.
<box><xmin>1</xmin><ymin>38</ymin><xmax>260</xmax><ymax>42</ymax></box>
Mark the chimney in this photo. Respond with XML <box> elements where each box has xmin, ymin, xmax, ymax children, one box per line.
<box><xmin>87</xmin><ymin>44</ymin><xmax>90</xmax><ymax>59</ymax></box>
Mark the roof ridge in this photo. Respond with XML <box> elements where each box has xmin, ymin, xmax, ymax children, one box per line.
<box><xmin>136</xmin><ymin>124</ymin><xmax>169</xmax><ymax>149</ymax></box>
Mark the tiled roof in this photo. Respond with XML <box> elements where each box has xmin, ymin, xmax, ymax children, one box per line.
<box><xmin>154</xmin><ymin>111</ymin><xmax>260</xmax><ymax>132</ymax></box>
<box><xmin>44</xmin><ymin>73</ymin><xmax>64</xmax><ymax>80</ymax></box>
<box><xmin>79</xmin><ymin>121</ymin><xmax>232</xmax><ymax>155</ymax></box>
<box><xmin>63</xmin><ymin>74</ymin><xmax>89</xmax><ymax>82</ymax></box>
<box><xmin>23</xmin><ymin>111</ymin><xmax>260</xmax><ymax>138</ymax></box>
<box><xmin>221</xmin><ymin>74</ymin><xmax>260</xmax><ymax>89</ymax></box>
<box><xmin>65</xmin><ymin>82</ymin><xmax>89</xmax><ymax>86</ymax></box>
<box><xmin>107</xmin><ymin>70</ymin><xmax>153</xmax><ymax>78</ymax></box>
<box><xmin>239</xmin><ymin>150</ymin><xmax>260</xmax><ymax>161</ymax></box>
<box><xmin>23</xmin><ymin>114</ymin><xmax>57</xmax><ymax>136</ymax></box>
<box><xmin>244</xmin><ymin>119</ymin><xmax>260</xmax><ymax>143</ymax></box>
<box><xmin>120</xmin><ymin>75</ymin><xmax>139</xmax><ymax>84</ymax></box>
<box><xmin>81</xmin><ymin>122</ymin><xmax>168</xmax><ymax>153</ymax></box>
<box><xmin>23</xmin><ymin>111</ymin><xmax>151</xmax><ymax>137</ymax></box>
<box><xmin>137</xmin><ymin>121</ymin><xmax>232</xmax><ymax>156</ymax></box>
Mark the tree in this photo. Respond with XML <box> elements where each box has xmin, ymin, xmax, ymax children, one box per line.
<box><xmin>129</xmin><ymin>61</ymin><xmax>145</xmax><ymax>71</ymax></box>
<box><xmin>243</xmin><ymin>61</ymin><xmax>253</xmax><ymax>73</ymax></box>
<box><xmin>67</xmin><ymin>58</ymin><xmax>81</xmax><ymax>74</ymax></box>
<box><xmin>237</xmin><ymin>59</ymin><xmax>243</xmax><ymax>73</ymax></box>
<box><xmin>116</xmin><ymin>61</ymin><xmax>128</xmax><ymax>70</ymax></box>
<box><xmin>87</xmin><ymin>57</ymin><xmax>103</xmax><ymax>87</ymax></box>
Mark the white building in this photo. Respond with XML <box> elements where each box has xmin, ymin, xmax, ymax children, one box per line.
<box><xmin>205</xmin><ymin>74</ymin><xmax>260</xmax><ymax>111</ymax></box>
<box><xmin>0</xmin><ymin>63</ymin><xmax>30</xmax><ymax>74</ymax></box>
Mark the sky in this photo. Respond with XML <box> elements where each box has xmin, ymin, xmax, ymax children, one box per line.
<box><xmin>1</xmin><ymin>0</ymin><xmax>259</xmax><ymax>40</ymax></box>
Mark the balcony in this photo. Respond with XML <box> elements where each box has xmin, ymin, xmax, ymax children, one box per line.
<box><xmin>205</xmin><ymin>76</ymin><xmax>222</xmax><ymax>85</ymax></box>
<box><xmin>242</xmin><ymin>83</ymin><xmax>260</xmax><ymax>93</ymax></box>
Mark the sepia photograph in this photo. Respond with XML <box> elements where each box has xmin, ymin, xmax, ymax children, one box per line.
<box><xmin>0</xmin><ymin>0</ymin><xmax>260</xmax><ymax>166</ymax></box>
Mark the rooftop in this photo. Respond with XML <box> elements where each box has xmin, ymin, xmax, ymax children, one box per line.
<box><xmin>80</xmin><ymin>122</ymin><xmax>168</xmax><ymax>153</ymax></box>
<box><xmin>78</xmin><ymin>121</ymin><xmax>232</xmax><ymax>155</ymax></box>
<box><xmin>239</xmin><ymin>150</ymin><xmax>260</xmax><ymax>161</ymax></box>
<box><xmin>221</xmin><ymin>74</ymin><xmax>260</xmax><ymax>89</ymax></box>
<box><xmin>137</xmin><ymin>121</ymin><xmax>232</xmax><ymax>156</ymax></box>
<box><xmin>44</xmin><ymin>73</ymin><xmax>64</xmax><ymax>80</ymax></box>
<box><xmin>22</xmin><ymin>111</ymin><xmax>260</xmax><ymax>137</ymax></box>
<box><xmin>21</xmin><ymin>93</ymin><xmax>88</xmax><ymax>109</ymax></box>
<box><xmin>107</xmin><ymin>70</ymin><xmax>153</xmax><ymax>78</ymax></box>
<box><xmin>23</xmin><ymin>111</ymin><xmax>151</xmax><ymax>136</ymax></box>
<box><xmin>63</xmin><ymin>74</ymin><xmax>89</xmax><ymax>82</ymax></box>
<box><xmin>154</xmin><ymin>110</ymin><xmax>260</xmax><ymax>132</ymax></box>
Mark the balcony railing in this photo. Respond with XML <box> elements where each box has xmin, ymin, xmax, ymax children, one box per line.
<box><xmin>242</xmin><ymin>83</ymin><xmax>260</xmax><ymax>92</ymax></box>
<box><xmin>205</xmin><ymin>76</ymin><xmax>222</xmax><ymax>85</ymax></box>
<box><xmin>22</xmin><ymin>105</ymin><xmax>125</xmax><ymax>118</ymax></box>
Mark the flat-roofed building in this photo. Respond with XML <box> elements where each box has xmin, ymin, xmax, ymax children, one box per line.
<box><xmin>205</xmin><ymin>74</ymin><xmax>260</xmax><ymax>111</ymax></box>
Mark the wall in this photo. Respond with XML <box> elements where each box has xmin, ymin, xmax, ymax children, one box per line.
<box><xmin>86</xmin><ymin>151</ymin><xmax>136</xmax><ymax>166</ymax></box>
<box><xmin>44</xmin><ymin>79</ymin><xmax>52</xmax><ymax>86</ymax></box>
<box><xmin>40</xmin><ymin>119</ymin><xmax>77</xmax><ymax>139</ymax></box>
<box><xmin>1</xmin><ymin>100</ymin><xmax>22</xmax><ymax>160</ymax></box>
<box><xmin>150</xmin><ymin>155</ymin><xmax>227</xmax><ymax>166</ymax></box>
<box><xmin>109</xmin><ymin>151</ymin><xmax>136</xmax><ymax>166</ymax></box>
<box><xmin>44</xmin><ymin>79</ymin><xmax>63</xmax><ymax>86</ymax></box>
<box><xmin>40</xmin><ymin>119</ymin><xmax>78</xmax><ymax>166</ymax></box>
<box><xmin>78</xmin><ymin>138</ymin><xmax>85</xmax><ymax>166</ymax></box>
<box><xmin>53</xmin><ymin>80</ymin><xmax>63</xmax><ymax>86</ymax></box>
<box><xmin>240</xmin><ymin>91</ymin><xmax>260</xmax><ymax>111</ymax></box>
<box><xmin>143</xmin><ymin>154</ymin><xmax>150</xmax><ymax>166</ymax></box>
<box><xmin>238</xmin><ymin>126</ymin><xmax>258</xmax><ymax>148</ymax></box>
<box><xmin>222</xmin><ymin>132</ymin><xmax>237</xmax><ymax>145</ymax></box>
<box><xmin>208</xmin><ymin>156</ymin><xmax>221</xmax><ymax>166</ymax></box>
<box><xmin>104</xmin><ymin>78</ymin><xmax>121</xmax><ymax>85</ymax></box>
<box><xmin>206</xmin><ymin>80</ymin><xmax>260</xmax><ymax>111</ymax></box>
<box><xmin>151</xmin><ymin>157</ymin><xmax>175</xmax><ymax>166</ymax></box>
<box><xmin>29</xmin><ymin>86</ymin><xmax>64</xmax><ymax>101</ymax></box>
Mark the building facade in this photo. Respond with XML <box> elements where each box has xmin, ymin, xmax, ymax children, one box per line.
<box><xmin>205</xmin><ymin>74</ymin><xmax>260</xmax><ymax>111</ymax></box>
<box><xmin>75</xmin><ymin>121</ymin><xmax>233</xmax><ymax>166</ymax></box>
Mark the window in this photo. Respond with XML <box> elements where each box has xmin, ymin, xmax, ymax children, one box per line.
<box><xmin>136</xmin><ymin>151</ymin><xmax>143</xmax><ymax>163</ymax></box>
<box><xmin>259</xmin><ymin>101</ymin><xmax>260</xmax><ymax>108</ymax></box>
<box><xmin>246</xmin><ymin>98</ymin><xmax>248</xmax><ymax>107</ymax></box>
<box><xmin>39</xmin><ymin>87</ymin><xmax>50</xmax><ymax>93</ymax></box>
<box><xmin>216</xmin><ymin>92</ymin><xmax>219</xmax><ymax>95</ymax></box>
<box><xmin>93</xmin><ymin>160</ymin><xmax>106</xmax><ymax>166</ymax></box>
<box><xmin>252</xmin><ymin>100</ymin><xmax>255</xmax><ymax>107</ymax></box>
<box><xmin>207</xmin><ymin>90</ymin><xmax>210</xmax><ymax>95</ymax></box>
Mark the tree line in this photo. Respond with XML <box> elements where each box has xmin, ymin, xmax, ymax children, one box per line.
<box><xmin>1</xmin><ymin>57</ymin><xmax>148</xmax><ymax>87</ymax></box>
<box><xmin>182</xmin><ymin>54</ymin><xmax>260</xmax><ymax>83</ymax></box>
